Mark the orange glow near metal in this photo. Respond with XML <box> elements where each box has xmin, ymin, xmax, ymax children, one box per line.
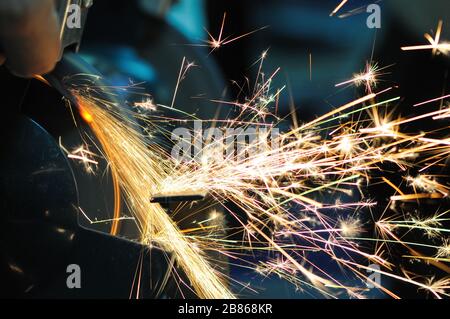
<box><xmin>79</xmin><ymin>107</ymin><xmax>94</xmax><ymax>123</ymax></box>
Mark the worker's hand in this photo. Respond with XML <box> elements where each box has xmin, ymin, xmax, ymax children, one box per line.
<box><xmin>0</xmin><ymin>0</ymin><xmax>61</xmax><ymax>77</ymax></box>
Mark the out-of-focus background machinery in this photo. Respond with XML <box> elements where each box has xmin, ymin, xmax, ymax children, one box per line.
<box><xmin>1</xmin><ymin>0</ymin><xmax>449</xmax><ymax>298</ymax></box>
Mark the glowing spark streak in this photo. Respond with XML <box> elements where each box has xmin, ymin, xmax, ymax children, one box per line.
<box><xmin>266</xmin><ymin>175</ymin><xmax>360</xmax><ymax>213</ymax></box>
<box><xmin>382</xmin><ymin>177</ymin><xmax>405</xmax><ymax>196</ymax></box>
<box><xmin>348</xmin><ymin>237</ymin><xmax>448</xmax><ymax>251</ymax></box>
<box><xmin>334</xmin><ymin>258</ymin><xmax>445</xmax><ymax>299</ymax></box>
<box><xmin>401</xmin><ymin>44</ymin><xmax>450</xmax><ymax>51</ymax></box>
<box><xmin>318</xmin><ymin>97</ymin><xmax>401</xmax><ymax>127</ymax></box>
<box><xmin>271</xmin><ymin>188</ymin><xmax>323</xmax><ymax>208</ymax></box>
<box><xmin>376</xmin><ymin>223</ymin><xmax>450</xmax><ymax>273</ymax></box>
<box><xmin>170</xmin><ymin>57</ymin><xmax>196</xmax><ymax>109</ymax></box>
<box><xmin>78</xmin><ymin>207</ymin><xmax>134</xmax><ymax>225</ymax></box>
<box><xmin>203</xmin><ymin>12</ymin><xmax>268</xmax><ymax>52</ymax></box>
<box><xmin>414</xmin><ymin>94</ymin><xmax>450</xmax><ymax>107</ymax></box>
<box><xmin>248</xmin><ymin>222</ymin><xmax>334</xmax><ymax>288</ymax></box>
<box><xmin>248</xmin><ymin>67</ymin><xmax>281</xmax><ymax>105</ymax></box>
<box><xmin>220</xmin><ymin>27</ymin><xmax>269</xmax><ymax>47</ymax></box>
<box><xmin>67</xmin><ymin>154</ymin><xmax>98</xmax><ymax>165</ymax></box>
<box><xmin>171</xmin><ymin>57</ymin><xmax>186</xmax><ymax>109</ymax></box>
<box><xmin>401</xmin><ymin>20</ymin><xmax>450</xmax><ymax>54</ymax></box>
<box><xmin>390</xmin><ymin>224</ymin><xmax>450</xmax><ymax>234</ymax></box>
<box><xmin>330</xmin><ymin>0</ymin><xmax>348</xmax><ymax>17</ymax></box>
<box><xmin>392</xmin><ymin>108</ymin><xmax>450</xmax><ymax>126</ymax></box>
<box><xmin>300</xmin><ymin>93</ymin><xmax>376</xmax><ymax>130</ymax></box>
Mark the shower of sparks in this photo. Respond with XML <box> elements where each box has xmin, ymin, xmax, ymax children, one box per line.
<box><xmin>65</xmin><ymin>62</ymin><xmax>450</xmax><ymax>298</ymax></box>
<box><xmin>60</xmin><ymin>29</ymin><xmax>450</xmax><ymax>298</ymax></box>
<box><xmin>156</xmin><ymin>80</ymin><xmax>450</xmax><ymax>295</ymax></box>
<box><xmin>69</xmin><ymin>84</ymin><xmax>234</xmax><ymax>299</ymax></box>
<box><xmin>401</xmin><ymin>20</ymin><xmax>450</xmax><ymax>55</ymax></box>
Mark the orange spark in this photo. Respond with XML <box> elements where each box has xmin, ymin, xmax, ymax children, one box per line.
<box><xmin>203</xmin><ymin>12</ymin><xmax>268</xmax><ymax>53</ymax></box>
<box><xmin>79</xmin><ymin>107</ymin><xmax>94</xmax><ymax>123</ymax></box>
<box><xmin>401</xmin><ymin>20</ymin><xmax>450</xmax><ymax>54</ymax></box>
<box><xmin>330</xmin><ymin>0</ymin><xmax>348</xmax><ymax>17</ymax></box>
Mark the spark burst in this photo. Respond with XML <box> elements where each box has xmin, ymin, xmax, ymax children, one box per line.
<box><xmin>335</xmin><ymin>62</ymin><xmax>389</xmax><ymax>93</ymax></box>
<box><xmin>57</xmin><ymin>23</ymin><xmax>450</xmax><ymax>299</ymax></box>
<box><xmin>202</xmin><ymin>12</ymin><xmax>268</xmax><ymax>52</ymax></box>
<box><xmin>401</xmin><ymin>20</ymin><xmax>450</xmax><ymax>54</ymax></box>
<box><xmin>59</xmin><ymin>138</ymin><xmax>99</xmax><ymax>174</ymax></box>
